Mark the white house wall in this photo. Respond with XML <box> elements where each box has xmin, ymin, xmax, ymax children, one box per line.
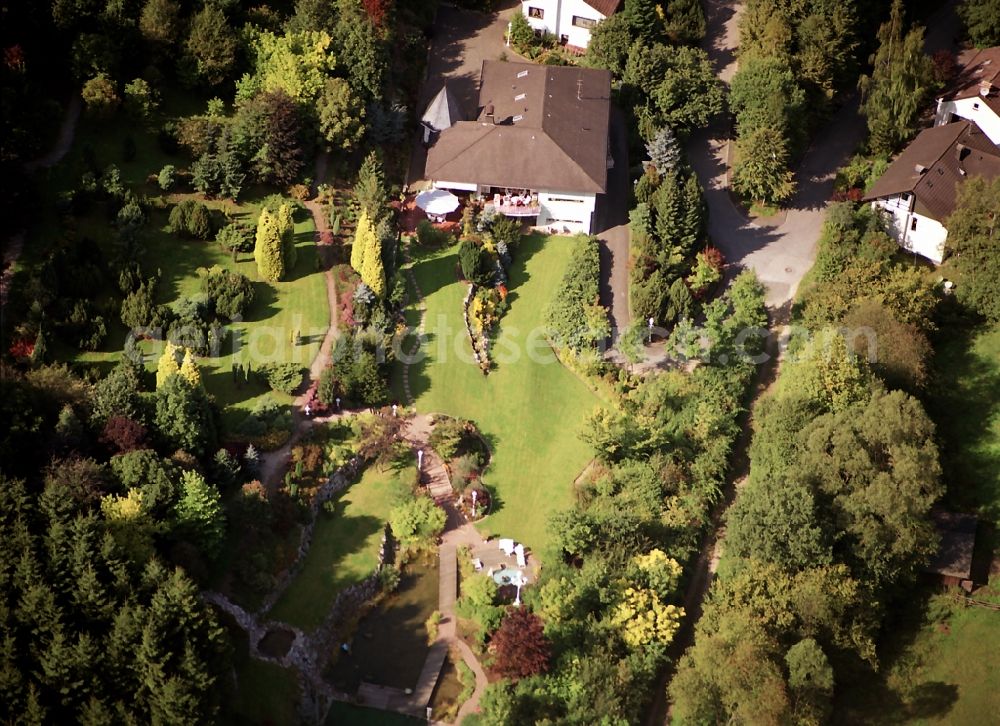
<box><xmin>433</xmin><ymin>180</ymin><xmax>478</xmax><ymax>192</ymax></box>
<box><xmin>522</xmin><ymin>0</ymin><xmax>561</xmax><ymax>37</ymax></box>
<box><xmin>521</xmin><ymin>0</ymin><xmax>607</xmax><ymax>48</ymax></box>
<box><xmin>872</xmin><ymin>197</ymin><xmax>948</xmax><ymax>264</ymax></box>
<box><xmin>935</xmin><ymin>97</ymin><xmax>1000</xmax><ymax>144</ymax></box>
<box><xmin>537</xmin><ymin>190</ymin><xmax>596</xmax><ymax>234</ymax></box>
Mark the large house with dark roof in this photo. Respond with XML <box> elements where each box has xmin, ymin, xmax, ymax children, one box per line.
<box><xmin>863</xmin><ymin>120</ymin><xmax>1000</xmax><ymax>263</ymax></box>
<box><xmin>424</xmin><ymin>60</ymin><xmax>611</xmax><ymax>234</ymax></box>
<box><xmin>865</xmin><ymin>48</ymin><xmax>1000</xmax><ymax>264</ymax></box>
<box><xmin>934</xmin><ymin>46</ymin><xmax>1000</xmax><ymax>145</ymax></box>
<box><xmin>520</xmin><ymin>0</ymin><xmax>621</xmax><ymax>50</ymax></box>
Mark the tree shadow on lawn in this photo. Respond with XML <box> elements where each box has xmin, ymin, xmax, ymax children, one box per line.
<box><xmin>327</xmin><ymin>559</ymin><xmax>440</xmax><ymax>692</ymax></box>
<box><xmin>246</xmin><ymin>281</ymin><xmax>280</xmax><ymax>322</ymax></box>
<box><xmin>400</xmin><ymin>332</ymin><xmax>436</xmax><ymax>402</ymax></box>
<box><xmin>202</xmin><ymin>365</ymin><xmax>272</xmax><ymax>411</ymax></box>
<box><xmin>928</xmin><ymin>324</ymin><xmax>1000</xmax><ymax>521</ymax></box>
<box><xmin>832</xmin><ymin>584</ymin><xmax>960</xmax><ymax>725</ymax></box>
<box><xmin>409</xmin><ymin>250</ymin><xmax>462</xmax><ymax>299</ymax></box>
<box><xmin>144</xmin><ymin>215</ymin><xmax>229</xmax><ymax>303</ymax></box>
<box><xmin>281</xmin><ymin>231</ymin><xmax>322</xmax><ymax>283</ymax></box>
<box><xmin>502</xmin><ymin>233</ymin><xmax>549</xmax><ymax>309</ymax></box>
<box><xmin>475</xmin><ymin>429</ymin><xmax>505</xmax><ymax>518</ymax></box>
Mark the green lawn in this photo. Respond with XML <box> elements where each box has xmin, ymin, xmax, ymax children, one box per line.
<box><xmin>835</xmin><ymin>582</ymin><xmax>1000</xmax><ymax>724</ymax></box>
<box><xmin>929</xmin><ymin>323</ymin><xmax>1000</xmax><ymax>524</ymax></box>
<box><xmin>68</xmin><ymin>203</ymin><xmax>330</xmax><ymax>432</ymax></box>
<box><xmin>29</xmin><ymin>86</ymin><xmax>330</xmax><ymax>434</ymax></box>
<box><xmin>397</xmin><ymin>234</ymin><xmax>605</xmax><ymax>551</ymax></box>
<box><xmin>228</xmin><ymin>621</ymin><xmax>300</xmax><ymax>726</ymax></box>
<box><xmin>266</xmin><ymin>462</ymin><xmax>410</xmax><ymax>630</ymax></box>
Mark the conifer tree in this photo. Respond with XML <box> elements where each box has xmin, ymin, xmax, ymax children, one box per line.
<box><xmin>243</xmin><ymin>443</ymin><xmax>259</xmax><ymax>475</ymax></box>
<box><xmin>254</xmin><ymin>208</ymin><xmax>285</xmax><ymax>282</ymax></box>
<box><xmin>360</xmin><ymin>221</ymin><xmax>386</xmax><ymax>297</ymax></box>
<box><xmin>179</xmin><ymin>348</ymin><xmax>202</xmax><ymax>388</ymax></box>
<box><xmin>354</xmin><ymin>151</ymin><xmax>388</xmax><ymax>221</ymax></box>
<box><xmin>155</xmin><ymin>342</ymin><xmax>181</xmax><ymax>388</ymax></box>
<box><xmin>858</xmin><ymin>0</ymin><xmax>934</xmax><ymax>155</ymax></box>
<box><xmin>276</xmin><ymin>203</ymin><xmax>297</xmax><ymax>273</ymax></box>
<box><xmin>154</xmin><ymin>375</ymin><xmax>216</xmax><ymax>456</ymax></box>
<box><xmin>176</xmin><ymin>471</ymin><xmax>225</xmax><ymax>558</ymax></box>
<box><xmin>351</xmin><ymin>208</ymin><xmax>373</xmax><ymax>272</ymax></box>
<box><xmin>646</xmin><ymin>125</ymin><xmax>681</xmax><ymax>173</ymax></box>
<box><xmin>31</xmin><ymin>328</ymin><xmax>48</xmax><ymax>366</ymax></box>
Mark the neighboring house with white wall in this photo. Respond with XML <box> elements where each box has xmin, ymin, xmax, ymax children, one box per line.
<box><xmin>424</xmin><ymin>61</ymin><xmax>611</xmax><ymax>234</ymax></box>
<box><xmin>864</xmin><ymin>120</ymin><xmax>1000</xmax><ymax>263</ymax></box>
<box><xmin>520</xmin><ymin>0</ymin><xmax>621</xmax><ymax>50</ymax></box>
<box><xmin>934</xmin><ymin>46</ymin><xmax>1000</xmax><ymax>145</ymax></box>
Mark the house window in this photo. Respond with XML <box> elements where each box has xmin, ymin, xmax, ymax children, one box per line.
<box><xmin>911</xmin><ymin>217</ymin><xmax>918</xmax><ymax>231</ymax></box>
<box><xmin>528</xmin><ymin>6</ymin><xmax>543</xmax><ymax>19</ymax></box>
<box><xmin>548</xmin><ymin>197</ymin><xmax>585</xmax><ymax>203</ymax></box>
<box><xmin>572</xmin><ymin>16</ymin><xmax>598</xmax><ymax>29</ymax></box>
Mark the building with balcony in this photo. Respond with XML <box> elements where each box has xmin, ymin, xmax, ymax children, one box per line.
<box><xmin>423</xmin><ymin>60</ymin><xmax>612</xmax><ymax>235</ymax></box>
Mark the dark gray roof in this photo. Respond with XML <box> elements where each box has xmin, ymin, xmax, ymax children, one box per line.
<box><xmin>425</xmin><ymin>61</ymin><xmax>611</xmax><ymax>194</ymax></box>
<box><xmin>421</xmin><ymin>83</ymin><xmax>464</xmax><ymax>132</ymax></box>
<box><xmin>925</xmin><ymin>510</ymin><xmax>978</xmax><ymax>580</ymax></box>
<box><xmin>863</xmin><ymin>121</ymin><xmax>1000</xmax><ymax>221</ymax></box>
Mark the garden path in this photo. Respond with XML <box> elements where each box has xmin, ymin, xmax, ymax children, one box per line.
<box><xmin>403</xmin><ymin>414</ymin><xmax>490</xmax><ymax>720</ymax></box>
<box><xmin>257</xmin><ymin>153</ymin><xmax>340</xmax><ymax>490</ymax></box>
<box><xmin>3</xmin><ymin>94</ymin><xmax>82</xmax><ymax>309</ymax></box>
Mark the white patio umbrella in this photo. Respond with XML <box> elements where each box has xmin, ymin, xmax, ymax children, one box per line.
<box><xmin>414</xmin><ymin>188</ymin><xmax>461</xmax><ymax>217</ymax></box>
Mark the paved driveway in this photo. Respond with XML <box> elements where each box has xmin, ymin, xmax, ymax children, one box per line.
<box><xmin>688</xmin><ymin>0</ymin><xmax>961</xmax><ymax>316</ymax></box>
<box><xmin>596</xmin><ymin>107</ymin><xmax>632</xmax><ymax>339</ymax></box>
<box><xmin>686</xmin><ymin>0</ymin><xmax>866</xmax><ymax>315</ymax></box>
<box><xmin>407</xmin><ymin>1</ymin><xmax>519</xmax><ymax>188</ymax></box>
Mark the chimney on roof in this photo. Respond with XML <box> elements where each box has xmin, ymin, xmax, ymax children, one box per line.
<box><xmin>915</xmin><ymin>164</ymin><xmax>927</xmax><ymax>175</ymax></box>
<box><xmin>484</xmin><ymin>102</ymin><xmax>495</xmax><ymax>125</ymax></box>
<box><xmin>981</xmin><ymin>80</ymin><xmax>993</xmax><ymax>97</ymax></box>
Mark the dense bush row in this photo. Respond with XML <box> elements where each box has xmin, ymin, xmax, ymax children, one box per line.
<box><xmin>544</xmin><ymin>235</ymin><xmax>609</xmax><ymax>354</ymax></box>
<box><xmin>669</xmin><ymin>203</ymin><xmax>944</xmax><ymax>721</ymax></box>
